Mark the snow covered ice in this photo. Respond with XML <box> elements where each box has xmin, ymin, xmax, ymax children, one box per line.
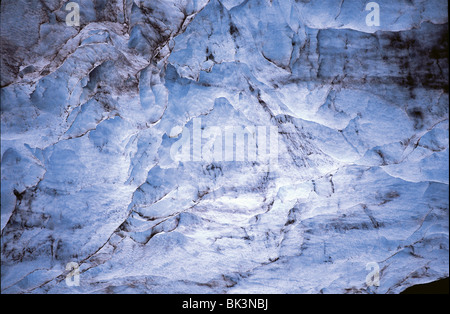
<box><xmin>0</xmin><ymin>0</ymin><xmax>448</xmax><ymax>294</ymax></box>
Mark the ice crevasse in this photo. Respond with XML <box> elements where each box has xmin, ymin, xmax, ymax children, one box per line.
<box><xmin>0</xmin><ymin>0</ymin><xmax>448</xmax><ymax>293</ymax></box>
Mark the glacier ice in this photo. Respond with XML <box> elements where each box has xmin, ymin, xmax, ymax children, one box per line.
<box><xmin>0</xmin><ymin>0</ymin><xmax>448</xmax><ymax>294</ymax></box>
